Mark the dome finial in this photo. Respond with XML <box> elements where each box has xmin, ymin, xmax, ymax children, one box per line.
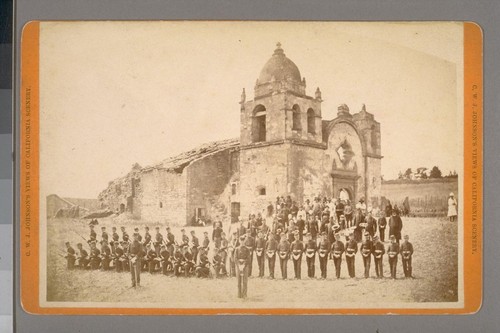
<box><xmin>273</xmin><ymin>42</ymin><xmax>284</xmax><ymax>55</ymax></box>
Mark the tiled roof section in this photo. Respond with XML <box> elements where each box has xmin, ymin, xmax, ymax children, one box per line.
<box><xmin>154</xmin><ymin>138</ymin><xmax>240</xmax><ymax>173</ymax></box>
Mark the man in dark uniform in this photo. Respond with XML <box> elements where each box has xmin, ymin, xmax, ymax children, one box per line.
<box><xmin>318</xmin><ymin>231</ymin><xmax>331</xmax><ymax>279</ymax></box>
<box><xmin>277</xmin><ymin>233</ymin><xmax>290</xmax><ymax>280</ymax></box>
<box><xmin>172</xmin><ymin>245</ymin><xmax>185</xmax><ymax>277</ymax></box>
<box><xmin>385</xmin><ymin>200</ymin><xmax>393</xmax><ymax>217</ymax></box>
<box><xmin>377</xmin><ymin>211</ymin><xmax>387</xmax><ymax>242</ymax></box>
<box><xmin>244</xmin><ymin>229</ymin><xmax>256</xmax><ymax>276</ymax></box>
<box><xmin>190</xmin><ymin>230</ymin><xmax>200</xmax><ymax>263</ymax></box>
<box><xmin>128</xmin><ymin>233</ymin><xmax>143</xmax><ymax>287</ymax></box>
<box><xmin>195</xmin><ymin>254</ymin><xmax>211</xmax><ymax>278</ymax></box>
<box><xmin>153</xmin><ymin>226</ymin><xmax>163</xmax><ymax>256</ymax></box>
<box><xmin>64</xmin><ymin>242</ymin><xmax>76</xmax><ymax>269</ymax></box>
<box><xmin>389</xmin><ymin>211</ymin><xmax>403</xmax><ymax>243</ymax></box>
<box><xmin>265</xmin><ymin>233</ymin><xmax>278</xmax><ymax>279</ymax></box>
<box><xmin>101</xmin><ymin>226</ymin><xmax>109</xmax><ymax>243</ymax></box>
<box><xmin>122</xmin><ymin>239</ymin><xmax>130</xmax><ymax>272</ymax></box>
<box><xmin>360</xmin><ymin>232</ymin><xmax>373</xmax><ymax>278</ymax></box>
<box><xmin>165</xmin><ymin>227</ymin><xmax>175</xmax><ymax>255</ymax></box>
<box><xmin>181</xmin><ymin>229</ymin><xmax>190</xmax><ymax>248</ymax></box>
<box><xmin>296</xmin><ymin>214</ymin><xmax>305</xmax><ymax>241</ymax></box>
<box><xmin>133</xmin><ymin>227</ymin><xmax>142</xmax><ymax>242</ymax></box>
<box><xmin>89</xmin><ymin>225</ymin><xmax>97</xmax><ymax>243</ymax></box>
<box><xmin>228</xmin><ymin>231</ymin><xmax>238</xmax><ymax>277</ymax></box>
<box><xmin>143</xmin><ymin>226</ymin><xmax>152</xmax><ymax>247</ymax></box>
<box><xmin>114</xmin><ymin>241</ymin><xmax>125</xmax><ymax>272</ymax></box>
<box><xmin>330</xmin><ymin>233</ymin><xmax>345</xmax><ymax>279</ymax></box>
<box><xmin>146</xmin><ymin>244</ymin><xmax>159</xmax><ymax>273</ymax></box>
<box><xmin>111</xmin><ymin>227</ymin><xmax>120</xmax><ymax>243</ymax></box>
<box><xmin>159</xmin><ymin>244</ymin><xmax>171</xmax><ymax>275</ymax></box>
<box><xmin>76</xmin><ymin>243</ymin><xmax>89</xmax><ymax>269</ymax></box>
<box><xmin>290</xmin><ymin>231</ymin><xmax>304</xmax><ymax>279</ymax></box>
<box><xmin>255</xmin><ymin>231</ymin><xmax>266</xmax><ymax>277</ymax></box>
<box><xmin>121</xmin><ymin>226</ymin><xmax>129</xmax><ymax>242</ymax></box>
<box><xmin>345</xmin><ymin>233</ymin><xmax>358</xmax><ymax>278</ymax></box>
<box><xmin>400</xmin><ymin>234</ymin><xmax>414</xmax><ymax>278</ymax></box>
<box><xmin>365</xmin><ymin>211</ymin><xmax>377</xmax><ymax>238</ymax></box>
<box><xmin>183</xmin><ymin>247</ymin><xmax>195</xmax><ymax>277</ymax></box>
<box><xmin>307</xmin><ymin>215</ymin><xmax>319</xmax><ymax>241</ymax></box>
<box><xmin>235</xmin><ymin>235</ymin><xmax>250</xmax><ymax>298</ymax></box>
<box><xmin>372</xmin><ymin>235</ymin><xmax>385</xmax><ymax>278</ymax></box>
<box><xmin>218</xmin><ymin>232</ymin><xmax>229</xmax><ymax>276</ymax></box>
<box><xmin>100</xmin><ymin>240</ymin><xmax>112</xmax><ymax>271</ymax></box>
<box><xmin>387</xmin><ymin>235</ymin><xmax>400</xmax><ymax>279</ymax></box>
<box><xmin>89</xmin><ymin>241</ymin><xmax>101</xmax><ymax>270</ymax></box>
<box><xmin>304</xmin><ymin>232</ymin><xmax>317</xmax><ymax>278</ymax></box>
<box><xmin>353</xmin><ymin>208</ymin><xmax>365</xmax><ymax>242</ymax></box>
<box><xmin>200</xmin><ymin>231</ymin><xmax>210</xmax><ymax>258</ymax></box>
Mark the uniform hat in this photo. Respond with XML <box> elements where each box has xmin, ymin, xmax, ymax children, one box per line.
<box><xmin>449</xmin><ymin>192</ymin><xmax>454</xmax><ymax>196</ymax></box>
<box><xmin>181</xmin><ymin>229</ymin><xmax>185</xmax><ymax>232</ymax></box>
<box><xmin>404</xmin><ymin>234</ymin><xmax>409</xmax><ymax>239</ymax></box>
<box><xmin>239</xmin><ymin>235</ymin><xmax>246</xmax><ymax>241</ymax></box>
<box><xmin>77</xmin><ymin>242</ymin><xmax>82</xmax><ymax>246</ymax></box>
<box><xmin>166</xmin><ymin>226</ymin><xmax>171</xmax><ymax>230</ymax></box>
<box><xmin>65</xmin><ymin>241</ymin><xmax>70</xmax><ymax>245</ymax></box>
<box><xmin>134</xmin><ymin>227</ymin><xmax>139</xmax><ymax>231</ymax></box>
<box><xmin>145</xmin><ymin>226</ymin><xmax>149</xmax><ymax>230</ymax></box>
<box><xmin>390</xmin><ymin>235</ymin><xmax>396</xmax><ymax>240</ymax></box>
<box><xmin>155</xmin><ymin>226</ymin><xmax>160</xmax><ymax>230</ymax></box>
<box><xmin>101</xmin><ymin>226</ymin><xmax>106</xmax><ymax>229</ymax></box>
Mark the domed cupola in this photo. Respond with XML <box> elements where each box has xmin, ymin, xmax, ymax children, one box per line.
<box><xmin>254</xmin><ymin>43</ymin><xmax>306</xmax><ymax>98</ymax></box>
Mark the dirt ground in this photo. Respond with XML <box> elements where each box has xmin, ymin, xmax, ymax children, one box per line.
<box><xmin>45</xmin><ymin>216</ymin><xmax>458</xmax><ymax>307</ymax></box>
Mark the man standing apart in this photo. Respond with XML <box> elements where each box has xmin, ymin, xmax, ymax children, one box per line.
<box><xmin>400</xmin><ymin>234</ymin><xmax>414</xmax><ymax>278</ymax></box>
<box><xmin>129</xmin><ymin>233</ymin><xmax>143</xmax><ymax>287</ymax></box>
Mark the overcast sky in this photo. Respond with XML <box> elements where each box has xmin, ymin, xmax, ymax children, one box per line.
<box><xmin>38</xmin><ymin>21</ymin><xmax>463</xmax><ymax>198</ymax></box>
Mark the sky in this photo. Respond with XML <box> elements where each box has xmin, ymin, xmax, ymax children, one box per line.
<box><xmin>38</xmin><ymin>21</ymin><xmax>463</xmax><ymax>198</ymax></box>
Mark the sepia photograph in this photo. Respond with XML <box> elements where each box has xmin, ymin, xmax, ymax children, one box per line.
<box><xmin>35</xmin><ymin>21</ymin><xmax>465</xmax><ymax>310</ymax></box>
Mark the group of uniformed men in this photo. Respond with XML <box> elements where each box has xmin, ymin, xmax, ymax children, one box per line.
<box><xmin>63</xmin><ymin>195</ymin><xmax>414</xmax><ymax>296</ymax></box>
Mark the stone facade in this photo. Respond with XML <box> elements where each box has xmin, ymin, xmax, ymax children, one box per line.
<box><xmin>98</xmin><ymin>43</ymin><xmax>382</xmax><ymax>225</ymax></box>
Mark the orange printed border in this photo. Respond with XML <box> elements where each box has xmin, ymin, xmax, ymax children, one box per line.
<box><xmin>20</xmin><ymin>21</ymin><xmax>483</xmax><ymax>315</ymax></box>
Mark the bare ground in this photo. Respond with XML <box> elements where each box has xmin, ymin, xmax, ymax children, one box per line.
<box><xmin>46</xmin><ymin>216</ymin><xmax>458</xmax><ymax>306</ymax></box>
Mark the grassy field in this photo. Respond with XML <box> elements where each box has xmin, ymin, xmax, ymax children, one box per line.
<box><xmin>46</xmin><ymin>216</ymin><xmax>458</xmax><ymax>307</ymax></box>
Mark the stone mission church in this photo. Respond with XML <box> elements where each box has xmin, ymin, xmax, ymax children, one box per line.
<box><xmin>98</xmin><ymin>43</ymin><xmax>382</xmax><ymax>225</ymax></box>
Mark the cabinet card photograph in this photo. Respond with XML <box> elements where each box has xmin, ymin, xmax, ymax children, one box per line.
<box><xmin>19</xmin><ymin>21</ymin><xmax>482</xmax><ymax>315</ymax></box>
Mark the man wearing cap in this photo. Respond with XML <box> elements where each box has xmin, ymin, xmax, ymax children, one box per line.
<box><xmin>89</xmin><ymin>241</ymin><xmax>101</xmax><ymax>270</ymax></box>
<box><xmin>153</xmin><ymin>226</ymin><xmax>163</xmax><ymax>256</ymax></box>
<box><xmin>290</xmin><ymin>231</ymin><xmax>304</xmax><ymax>279</ymax></box>
<box><xmin>243</xmin><ymin>229</ymin><xmax>256</xmax><ymax>276</ymax></box>
<box><xmin>133</xmin><ymin>227</ymin><xmax>142</xmax><ymax>242</ymax></box>
<box><xmin>99</xmin><ymin>226</ymin><xmax>108</xmax><ymax>244</ymax></box>
<box><xmin>307</xmin><ymin>215</ymin><xmax>319</xmax><ymax>241</ymax></box>
<box><xmin>159</xmin><ymin>244</ymin><xmax>171</xmax><ymax>275</ymax></box>
<box><xmin>387</xmin><ymin>235</ymin><xmax>400</xmax><ymax>279</ymax></box>
<box><xmin>218</xmin><ymin>232</ymin><xmax>229</xmax><ymax>276</ymax></box>
<box><xmin>114</xmin><ymin>241</ymin><xmax>125</xmax><ymax>273</ymax></box>
<box><xmin>190</xmin><ymin>230</ymin><xmax>200</xmax><ymax>263</ymax></box>
<box><xmin>76</xmin><ymin>243</ymin><xmax>89</xmax><ymax>269</ymax></box>
<box><xmin>172</xmin><ymin>245</ymin><xmax>185</xmax><ymax>276</ymax></box>
<box><xmin>235</xmin><ymin>234</ymin><xmax>250</xmax><ymax>298</ymax></box>
<box><xmin>144</xmin><ymin>244</ymin><xmax>158</xmax><ymax>273</ymax></box>
<box><xmin>111</xmin><ymin>226</ymin><xmax>120</xmax><ymax>243</ymax></box>
<box><xmin>389</xmin><ymin>211</ymin><xmax>403</xmax><ymax>244</ymax></box>
<box><xmin>183</xmin><ymin>247</ymin><xmax>195</xmax><ymax>277</ymax></box>
<box><xmin>165</xmin><ymin>227</ymin><xmax>175</xmax><ymax>255</ymax></box>
<box><xmin>121</xmin><ymin>226</ymin><xmax>129</xmax><ymax>242</ymax></box>
<box><xmin>372</xmin><ymin>235</ymin><xmax>385</xmax><ymax>278</ymax></box>
<box><xmin>304</xmin><ymin>232</ymin><xmax>317</xmax><ymax>278</ymax></box>
<box><xmin>277</xmin><ymin>233</ymin><xmax>291</xmax><ymax>280</ymax></box>
<box><xmin>195</xmin><ymin>253</ymin><xmax>211</xmax><ymax>278</ymax></box>
<box><xmin>400</xmin><ymin>234</ymin><xmax>414</xmax><ymax>278</ymax></box>
<box><xmin>129</xmin><ymin>232</ymin><xmax>144</xmax><ymax>287</ymax></box>
<box><xmin>330</xmin><ymin>233</ymin><xmax>345</xmax><ymax>279</ymax></box>
<box><xmin>200</xmin><ymin>231</ymin><xmax>210</xmax><ymax>258</ymax></box>
<box><xmin>65</xmin><ymin>242</ymin><xmax>76</xmax><ymax>270</ymax></box>
<box><xmin>365</xmin><ymin>211</ymin><xmax>377</xmax><ymax>238</ymax></box>
<box><xmin>180</xmin><ymin>229</ymin><xmax>189</xmax><ymax>248</ymax></box>
<box><xmin>89</xmin><ymin>225</ymin><xmax>97</xmax><ymax>243</ymax></box>
<box><xmin>318</xmin><ymin>232</ymin><xmax>331</xmax><ymax>279</ymax></box>
<box><xmin>345</xmin><ymin>233</ymin><xmax>358</xmax><ymax>278</ymax></box>
<box><xmin>213</xmin><ymin>221</ymin><xmax>223</xmax><ymax>249</ymax></box>
<box><xmin>265</xmin><ymin>233</ymin><xmax>278</xmax><ymax>278</ymax></box>
<box><xmin>360</xmin><ymin>232</ymin><xmax>373</xmax><ymax>278</ymax></box>
<box><xmin>255</xmin><ymin>231</ymin><xmax>267</xmax><ymax>278</ymax></box>
<box><xmin>377</xmin><ymin>211</ymin><xmax>387</xmax><ymax>242</ymax></box>
<box><xmin>100</xmin><ymin>239</ymin><xmax>111</xmax><ymax>271</ymax></box>
<box><xmin>143</xmin><ymin>226</ymin><xmax>152</xmax><ymax>247</ymax></box>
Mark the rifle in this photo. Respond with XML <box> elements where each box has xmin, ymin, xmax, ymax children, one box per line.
<box><xmin>72</xmin><ymin>230</ymin><xmax>90</xmax><ymax>245</ymax></box>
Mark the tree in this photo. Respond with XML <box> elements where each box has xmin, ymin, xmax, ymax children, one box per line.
<box><xmin>403</xmin><ymin>168</ymin><xmax>413</xmax><ymax>180</ymax></box>
<box><xmin>429</xmin><ymin>166</ymin><xmax>442</xmax><ymax>178</ymax></box>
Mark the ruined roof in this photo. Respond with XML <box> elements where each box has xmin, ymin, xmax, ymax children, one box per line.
<box><xmin>154</xmin><ymin>138</ymin><xmax>240</xmax><ymax>173</ymax></box>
